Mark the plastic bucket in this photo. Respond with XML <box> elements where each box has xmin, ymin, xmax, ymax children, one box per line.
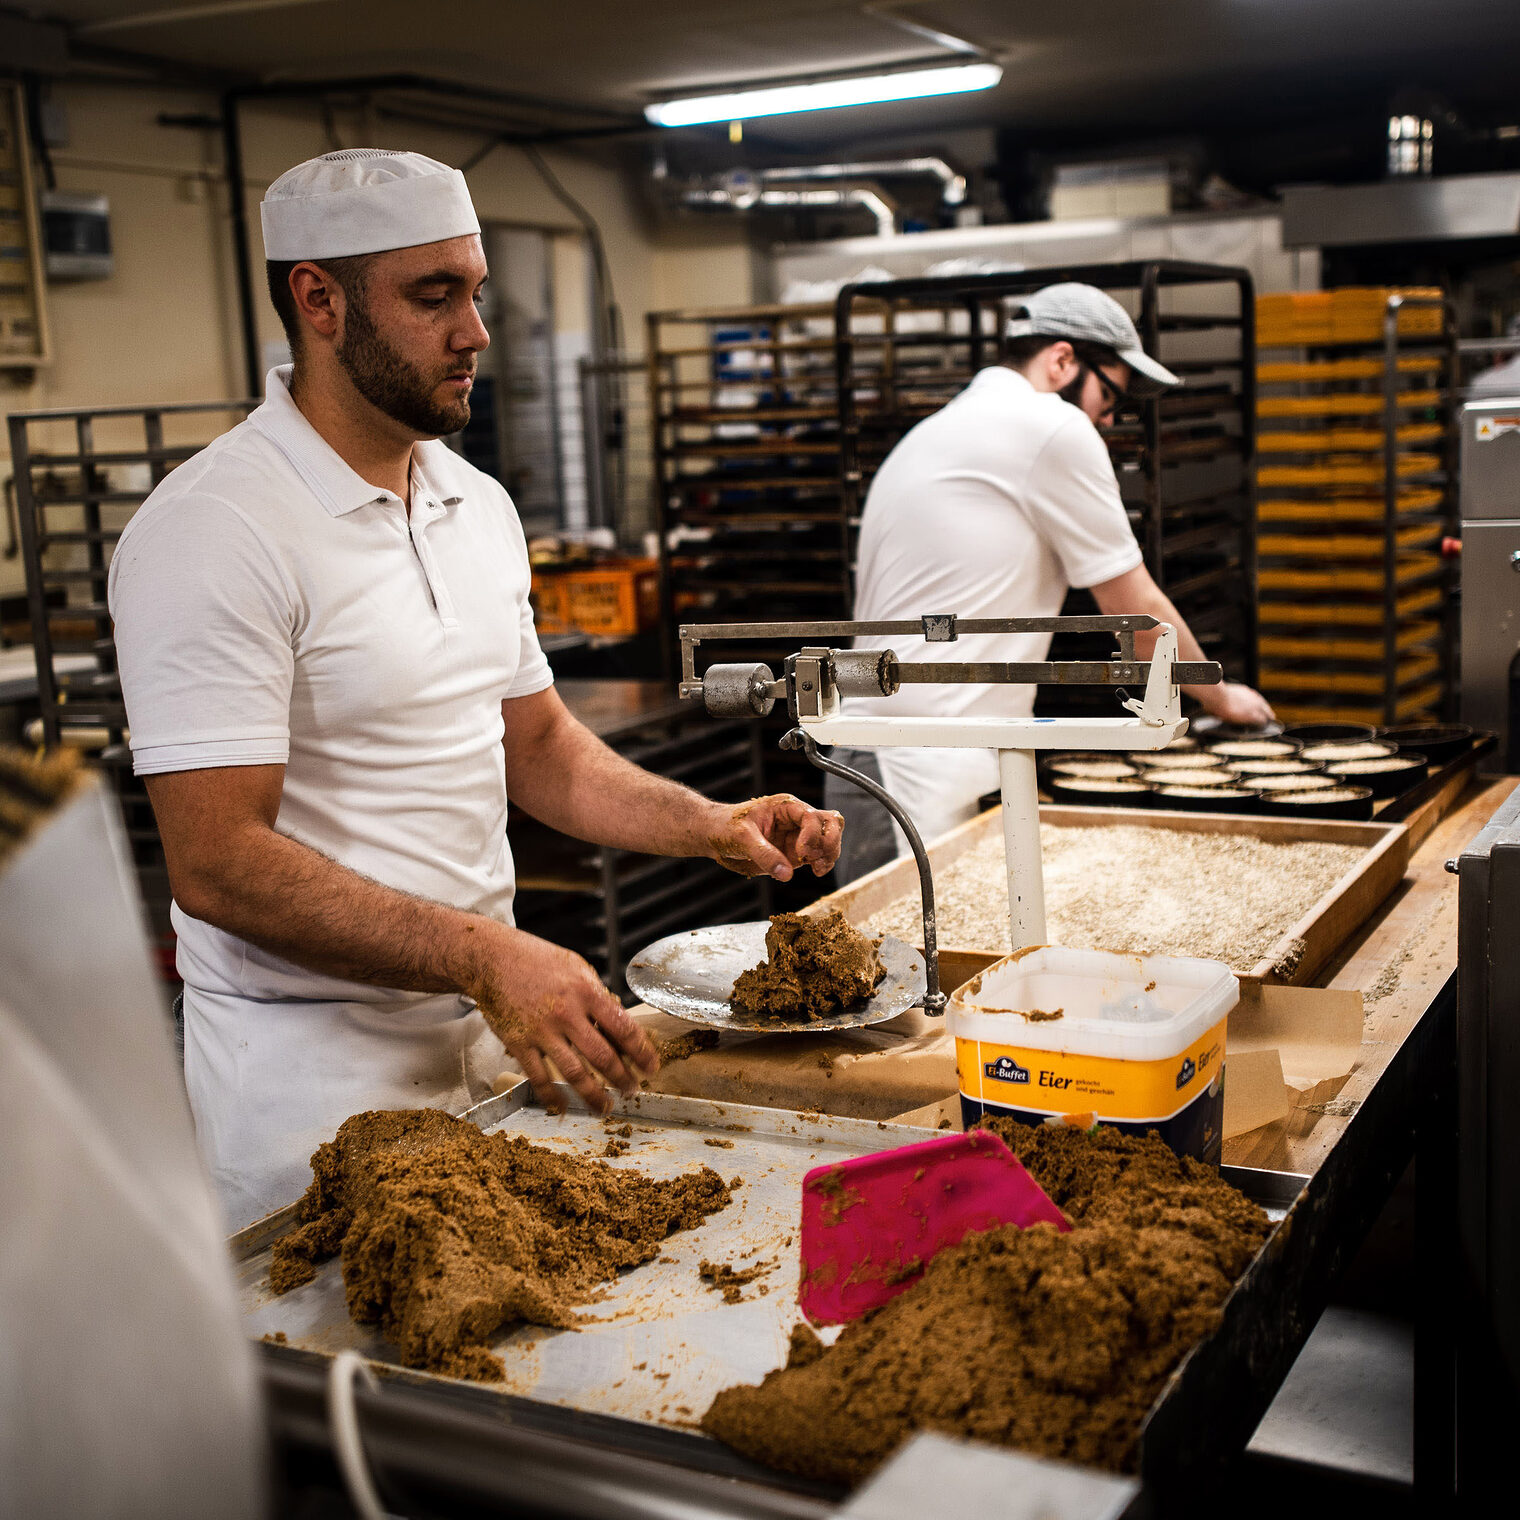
<box><xmin>948</xmin><ymin>946</ymin><xmax>1239</xmax><ymax>1164</ymax></box>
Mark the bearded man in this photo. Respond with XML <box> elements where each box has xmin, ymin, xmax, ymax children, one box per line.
<box><xmin>108</xmin><ymin>151</ymin><xmax>842</xmax><ymax>1228</ymax></box>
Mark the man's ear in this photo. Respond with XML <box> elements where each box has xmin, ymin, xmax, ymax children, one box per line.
<box><xmin>288</xmin><ymin>262</ymin><xmax>343</xmax><ymax>344</ymax></box>
<box><xmin>1046</xmin><ymin>339</ymin><xmax>1076</xmax><ymax>382</ymax></box>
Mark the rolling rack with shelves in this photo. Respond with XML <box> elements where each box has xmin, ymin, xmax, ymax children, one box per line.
<box><xmin>647</xmin><ymin>302</ymin><xmax>849</xmax><ymax>819</ymax></box>
<box><xmin>9</xmin><ymin>399</ymin><xmax>257</xmax><ymax>957</ymax></box>
<box><xmin>830</xmin><ymin>260</ymin><xmax>1259</xmax><ymax>712</ymax></box>
<box><xmin>1254</xmin><ymin>288</ymin><xmax>1458</xmax><ymax>726</ymax></box>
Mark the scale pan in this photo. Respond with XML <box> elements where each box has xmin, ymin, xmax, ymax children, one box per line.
<box><xmin>626</xmin><ymin>921</ymin><xmax>926</xmax><ymax>1033</ymax></box>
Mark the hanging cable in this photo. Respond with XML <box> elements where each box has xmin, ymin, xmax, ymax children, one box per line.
<box><xmin>327</xmin><ymin>1351</ymin><xmax>391</xmax><ymax>1520</ymax></box>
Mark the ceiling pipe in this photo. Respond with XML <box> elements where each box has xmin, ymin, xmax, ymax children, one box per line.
<box><xmin>762</xmin><ymin>185</ymin><xmax>897</xmax><ymax>237</ymax></box>
<box><xmin>679</xmin><ymin>179</ymin><xmax>898</xmax><ymax>237</ymax></box>
<box><xmin>758</xmin><ymin>156</ymin><xmax>965</xmax><ymax>205</ymax></box>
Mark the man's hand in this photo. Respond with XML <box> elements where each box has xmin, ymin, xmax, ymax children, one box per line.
<box><xmin>464</xmin><ymin>924</ymin><xmax>659</xmax><ymax>1115</ymax></box>
<box><xmin>1201</xmin><ymin>682</ymin><xmax>1277</xmax><ymax>729</ymax></box>
<box><xmin>705</xmin><ymin>793</ymin><xmax>844</xmax><ymax>882</ymax></box>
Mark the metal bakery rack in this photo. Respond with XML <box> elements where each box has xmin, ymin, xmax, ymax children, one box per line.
<box><xmin>832</xmin><ymin>259</ymin><xmax>1260</xmax><ymax>711</ymax></box>
<box><xmin>9</xmin><ymin>397</ymin><xmax>257</xmax><ymax>952</ymax></box>
<box><xmin>1254</xmin><ymin>287</ymin><xmax>1460</xmax><ymax>727</ymax></box>
<box><xmin>646</xmin><ymin>301</ymin><xmax>848</xmax><ymax>822</ymax></box>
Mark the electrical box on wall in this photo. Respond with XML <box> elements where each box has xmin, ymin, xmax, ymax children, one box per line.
<box><xmin>42</xmin><ymin>191</ymin><xmax>111</xmax><ymax>280</ymax></box>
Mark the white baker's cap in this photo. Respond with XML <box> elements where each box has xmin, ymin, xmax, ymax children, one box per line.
<box><xmin>1005</xmin><ymin>282</ymin><xmax>1180</xmax><ymax>396</ymax></box>
<box><xmin>259</xmin><ymin>149</ymin><xmax>480</xmax><ymax>262</ymax></box>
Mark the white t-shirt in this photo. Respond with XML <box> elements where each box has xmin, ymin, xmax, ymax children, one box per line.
<box><xmin>852</xmin><ymin>364</ymin><xmax>1142</xmax><ymax>718</ymax></box>
<box><xmin>847</xmin><ymin>365</ymin><xmax>1143</xmax><ymax>849</ymax></box>
<box><xmin>108</xmin><ymin>367</ymin><xmax>554</xmax><ymax>1225</ymax></box>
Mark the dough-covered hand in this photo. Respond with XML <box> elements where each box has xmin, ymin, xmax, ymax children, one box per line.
<box><xmin>708</xmin><ymin>793</ymin><xmax>843</xmax><ymax>882</ymax></box>
<box><xmin>1203</xmin><ymin>682</ymin><xmax>1276</xmax><ymax>729</ymax></box>
<box><xmin>465</xmin><ymin>926</ymin><xmax>658</xmax><ymax>1115</ymax></box>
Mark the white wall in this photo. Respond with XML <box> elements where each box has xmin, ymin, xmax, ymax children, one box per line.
<box><xmin>0</xmin><ymin>79</ymin><xmax>757</xmax><ymax>597</ymax></box>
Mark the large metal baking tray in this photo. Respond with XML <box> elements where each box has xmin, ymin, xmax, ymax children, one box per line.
<box><xmin>235</xmin><ymin>1086</ymin><xmax>1311</xmax><ymax>1493</ymax></box>
<box><xmin>235</xmin><ymin>1086</ymin><xmax>943</xmax><ymax>1429</ymax></box>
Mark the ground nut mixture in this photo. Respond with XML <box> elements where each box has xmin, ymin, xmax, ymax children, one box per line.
<box><xmin>1142</xmin><ymin>767</ymin><xmax>1239</xmax><ymax>787</ymax></box>
<box><xmin>1128</xmin><ymin>749</ymin><xmax>1214</xmax><ymax>769</ymax></box>
<box><xmin>1251</xmin><ymin>773</ymin><xmax>1338</xmax><ymax>792</ymax></box>
<box><xmin>862</xmin><ymin>823</ymin><xmax>1364</xmax><ymax>972</ymax></box>
<box><xmin>269</xmin><ymin>1109</ymin><xmax>731</xmax><ymax>1381</ymax></box>
<box><xmin>1328</xmin><ymin>758</ymin><xmax>1423</xmax><ymax>775</ymax></box>
<box><xmin>702</xmin><ymin>1123</ymin><xmax>1270</xmax><ymax>1481</ymax></box>
<box><xmin>1208</xmin><ymin>740</ymin><xmax>1299</xmax><ymax>759</ymax></box>
<box><xmin>1047</xmin><ymin>759</ymin><xmax>1139</xmax><ymax>779</ymax></box>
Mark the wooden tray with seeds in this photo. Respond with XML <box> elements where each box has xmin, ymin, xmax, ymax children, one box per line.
<box><xmin>807</xmin><ymin>804</ymin><xmax>1409</xmax><ymax>992</ymax></box>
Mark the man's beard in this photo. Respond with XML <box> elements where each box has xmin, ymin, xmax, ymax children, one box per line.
<box><xmin>1058</xmin><ymin>366</ymin><xmax>1088</xmax><ymax>408</ymax></box>
<box><xmin>336</xmin><ymin>298</ymin><xmax>472</xmax><ymax>436</ymax></box>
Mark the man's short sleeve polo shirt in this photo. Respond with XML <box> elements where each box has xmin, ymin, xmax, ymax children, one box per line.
<box><xmin>107</xmin><ymin>367</ymin><xmax>553</xmax><ymax>1002</ymax></box>
<box><xmin>850</xmin><ymin>365</ymin><xmax>1143</xmax><ymax>723</ymax></box>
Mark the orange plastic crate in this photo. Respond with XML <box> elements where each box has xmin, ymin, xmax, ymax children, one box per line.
<box><xmin>560</xmin><ymin>558</ymin><xmax>660</xmax><ymax>638</ymax></box>
<box><xmin>529</xmin><ymin>572</ymin><xmax>575</xmax><ymax>635</ymax></box>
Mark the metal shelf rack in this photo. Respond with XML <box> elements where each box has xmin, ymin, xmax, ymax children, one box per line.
<box><xmin>8</xmin><ymin>399</ymin><xmax>257</xmax><ymax>950</ymax></box>
<box><xmin>831</xmin><ymin>260</ymin><xmax>1259</xmax><ymax>712</ymax></box>
<box><xmin>1254</xmin><ymin>288</ymin><xmax>1458</xmax><ymax>727</ymax></box>
<box><xmin>648</xmin><ymin>301</ymin><xmax>848</xmax><ymax>636</ymax></box>
<box><xmin>647</xmin><ymin>302</ymin><xmax>849</xmax><ymax>808</ymax></box>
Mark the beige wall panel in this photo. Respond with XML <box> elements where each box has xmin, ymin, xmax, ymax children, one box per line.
<box><xmin>0</xmin><ymin>84</ymin><xmax>751</xmax><ymax>598</ymax></box>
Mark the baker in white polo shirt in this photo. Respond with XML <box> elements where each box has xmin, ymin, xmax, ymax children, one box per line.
<box><xmin>828</xmin><ymin>282</ymin><xmax>1274</xmax><ymax>882</ymax></box>
<box><xmin>108</xmin><ymin>150</ymin><xmax>842</xmax><ymax>1228</ymax></box>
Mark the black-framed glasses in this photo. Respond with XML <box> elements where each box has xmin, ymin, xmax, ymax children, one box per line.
<box><xmin>1091</xmin><ymin>366</ymin><xmax>1128</xmax><ymax>412</ymax></box>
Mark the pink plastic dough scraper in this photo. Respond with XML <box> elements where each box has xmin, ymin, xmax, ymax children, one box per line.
<box><xmin>798</xmin><ymin>1129</ymin><xmax>1070</xmax><ymax>1325</ymax></box>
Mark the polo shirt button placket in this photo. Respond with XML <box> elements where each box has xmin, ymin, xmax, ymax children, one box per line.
<box><xmin>410</xmin><ymin>501</ymin><xmax>459</xmax><ymax>628</ymax></box>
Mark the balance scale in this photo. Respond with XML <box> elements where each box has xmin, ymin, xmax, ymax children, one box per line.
<box><xmin>625</xmin><ymin>614</ymin><xmax>1222</xmax><ymax>1028</ymax></box>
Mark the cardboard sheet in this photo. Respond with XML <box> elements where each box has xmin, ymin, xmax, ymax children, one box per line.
<box><xmin>895</xmin><ymin>1095</ymin><xmax>963</xmax><ymax>1131</ymax></box>
<box><xmin>629</xmin><ymin>1006</ymin><xmax>959</xmax><ymax>1121</ymax></box>
<box><xmin>1229</xmin><ymin>983</ymin><xmax>1365</xmax><ymax>1106</ymax></box>
<box><xmin>490</xmin><ymin>985</ymin><xmax>1363</xmax><ymax>1143</ymax></box>
<box><xmin>1221</xmin><ymin>1047</ymin><xmax>1291</xmax><ymax>1139</ymax></box>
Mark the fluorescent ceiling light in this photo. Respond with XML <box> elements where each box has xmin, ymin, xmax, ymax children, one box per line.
<box><xmin>645</xmin><ymin>61</ymin><xmax>1002</xmax><ymax>128</ymax></box>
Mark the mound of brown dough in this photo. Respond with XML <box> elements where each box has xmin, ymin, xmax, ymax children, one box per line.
<box><xmin>269</xmin><ymin>1108</ymin><xmax>731</xmax><ymax>1381</ymax></box>
<box><xmin>701</xmin><ymin>1122</ymin><xmax>1270</xmax><ymax>1482</ymax></box>
<box><xmin>730</xmin><ymin>910</ymin><xmax>885</xmax><ymax>1020</ymax></box>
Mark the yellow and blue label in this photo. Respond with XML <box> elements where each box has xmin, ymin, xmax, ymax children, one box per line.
<box><xmin>955</xmin><ymin>1016</ymin><xmax>1227</xmax><ymax>1163</ymax></box>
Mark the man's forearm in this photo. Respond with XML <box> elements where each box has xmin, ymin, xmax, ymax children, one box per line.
<box><xmin>504</xmin><ymin>699</ymin><xmax>723</xmax><ymax>858</ymax></box>
<box><xmin>1103</xmin><ymin>580</ymin><xmax>1218</xmax><ymax>706</ymax></box>
<box><xmin>181</xmin><ymin>821</ymin><xmax>502</xmax><ymax>995</ymax></box>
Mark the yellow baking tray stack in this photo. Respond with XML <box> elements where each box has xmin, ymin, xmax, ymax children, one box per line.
<box><xmin>1253</xmin><ymin>288</ymin><xmax>1456</xmax><ymax>727</ymax></box>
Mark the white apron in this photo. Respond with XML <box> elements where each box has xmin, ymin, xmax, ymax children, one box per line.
<box><xmin>184</xmin><ymin>988</ymin><xmax>504</xmax><ymax>1231</ymax></box>
<box><xmin>875</xmin><ymin>746</ymin><xmax>1001</xmax><ymax>858</ymax></box>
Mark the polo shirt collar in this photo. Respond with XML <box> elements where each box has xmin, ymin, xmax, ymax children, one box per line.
<box><xmin>410</xmin><ymin>442</ymin><xmax>465</xmax><ymax>514</ymax></box>
<box><xmin>249</xmin><ymin>366</ymin><xmax>463</xmax><ymax>518</ymax></box>
<box><xmin>970</xmin><ymin>364</ymin><xmax>1033</xmax><ymax>397</ymax></box>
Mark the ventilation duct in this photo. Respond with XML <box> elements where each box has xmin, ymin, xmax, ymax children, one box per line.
<box><xmin>678</xmin><ymin>174</ymin><xmax>895</xmax><ymax>237</ymax></box>
<box><xmin>661</xmin><ymin>157</ymin><xmax>966</xmax><ymax>238</ymax></box>
<box><xmin>758</xmin><ymin>157</ymin><xmax>965</xmax><ymax>205</ymax></box>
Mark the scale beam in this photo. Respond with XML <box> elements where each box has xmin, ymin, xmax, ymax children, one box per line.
<box><xmin>673</xmin><ymin>613</ymin><xmax>1224</xmax><ymax>1013</ymax></box>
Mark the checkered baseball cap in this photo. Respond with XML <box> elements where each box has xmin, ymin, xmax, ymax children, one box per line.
<box><xmin>1005</xmin><ymin>282</ymin><xmax>1180</xmax><ymax>396</ymax></box>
